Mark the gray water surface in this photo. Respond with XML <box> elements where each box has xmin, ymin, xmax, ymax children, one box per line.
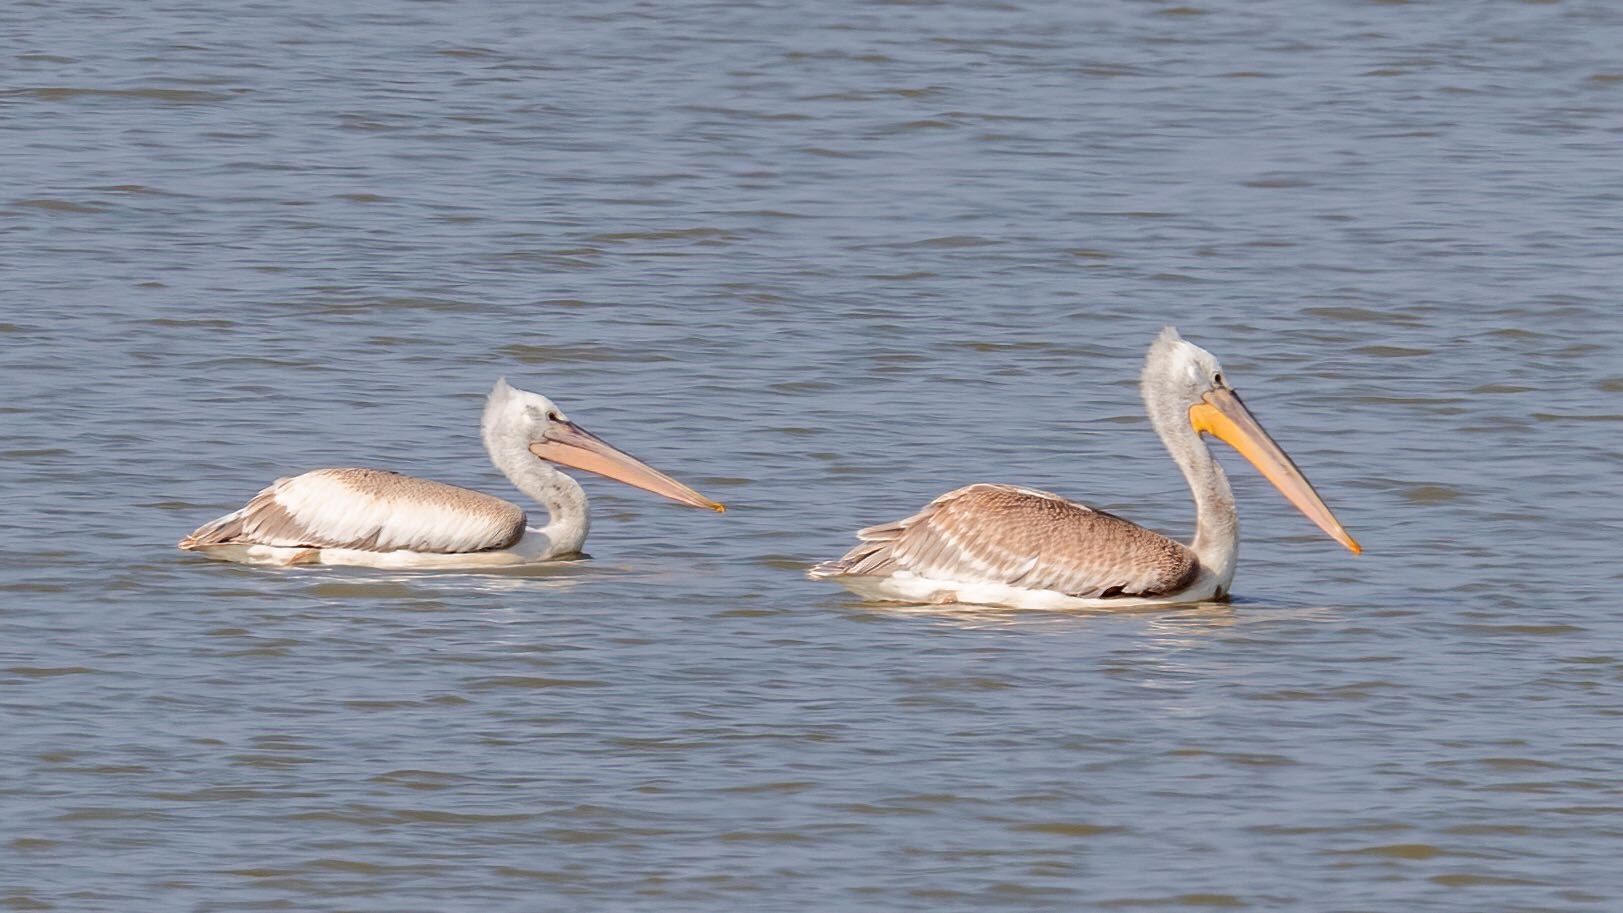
<box><xmin>5</xmin><ymin>1</ymin><xmax>1623</xmax><ymax>910</ymax></box>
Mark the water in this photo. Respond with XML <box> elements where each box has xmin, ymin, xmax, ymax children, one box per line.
<box><xmin>5</xmin><ymin>0</ymin><xmax>1623</xmax><ymax>909</ymax></box>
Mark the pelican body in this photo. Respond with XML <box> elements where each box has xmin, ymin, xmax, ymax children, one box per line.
<box><xmin>809</xmin><ymin>327</ymin><xmax>1359</xmax><ymax>609</ymax></box>
<box><xmin>179</xmin><ymin>379</ymin><xmax>723</xmax><ymax>568</ymax></box>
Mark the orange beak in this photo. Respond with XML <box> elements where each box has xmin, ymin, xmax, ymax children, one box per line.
<box><xmin>529</xmin><ymin>422</ymin><xmax>725</xmax><ymax>513</ymax></box>
<box><xmin>1188</xmin><ymin>387</ymin><xmax>1360</xmax><ymax>554</ymax></box>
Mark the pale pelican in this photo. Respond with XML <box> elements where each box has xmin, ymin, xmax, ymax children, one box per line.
<box><xmin>179</xmin><ymin>378</ymin><xmax>723</xmax><ymax>568</ymax></box>
<box><xmin>809</xmin><ymin>327</ymin><xmax>1359</xmax><ymax>609</ymax></box>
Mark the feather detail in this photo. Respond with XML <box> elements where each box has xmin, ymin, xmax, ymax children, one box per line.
<box><xmin>809</xmin><ymin>483</ymin><xmax>1199</xmax><ymax>599</ymax></box>
<box><xmin>179</xmin><ymin>468</ymin><xmax>526</xmax><ymax>554</ymax></box>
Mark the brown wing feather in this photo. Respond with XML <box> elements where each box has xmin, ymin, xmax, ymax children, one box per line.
<box><xmin>812</xmin><ymin>483</ymin><xmax>1199</xmax><ymax>599</ymax></box>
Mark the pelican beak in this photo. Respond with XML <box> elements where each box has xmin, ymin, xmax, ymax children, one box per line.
<box><xmin>1188</xmin><ymin>387</ymin><xmax>1360</xmax><ymax>554</ymax></box>
<box><xmin>529</xmin><ymin>422</ymin><xmax>725</xmax><ymax>513</ymax></box>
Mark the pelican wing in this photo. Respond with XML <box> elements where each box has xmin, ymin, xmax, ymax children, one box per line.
<box><xmin>180</xmin><ymin>468</ymin><xmax>527</xmax><ymax>554</ymax></box>
<box><xmin>813</xmin><ymin>483</ymin><xmax>1199</xmax><ymax>598</ymax></box>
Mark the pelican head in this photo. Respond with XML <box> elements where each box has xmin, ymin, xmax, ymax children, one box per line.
<box><xmin>484</xmin><ymin>378</ymin><xmax>724</xmax><ymax>512</ymax></box>
<box><xmin>1144</xmin><ymin>326</ymin><xmax>1231</xmax><ymax>409</ymax></box>
<box><xmin>1144</xmin><ymin>327</ymin><xmax>1359</xmax><ymax>553</ymax></box>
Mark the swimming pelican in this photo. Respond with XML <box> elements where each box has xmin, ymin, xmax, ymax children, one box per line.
<box><xmin>179</xmin><ymin>378</ymin><xmax>724</xmax><ymax>568</ymax></box>
<box><xmin>809</xmin><ymin>327</ymin><xmax>1359</xmax><ymax>609</ymax></box>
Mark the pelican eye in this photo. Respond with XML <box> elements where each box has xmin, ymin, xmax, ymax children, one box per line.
<box><xmin>547</xmin><ymin>411</ymin><xmax>564</xmax><ymax>422</ymax></box>
<box><xmin>1212</xmin><ymin>372</ymin><xmax>1224</xmax><ymax>386</ymax></box>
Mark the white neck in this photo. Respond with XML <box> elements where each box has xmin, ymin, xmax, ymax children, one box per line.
<box><xmin>482</xmin><ymin>418</ymin><xmax>589</xmax><ymax>556</ymax></box>
<box><xmin>1144</xmin><ymin>383</ymin><xmax>1239</xmax><ymax>593</ymax></box>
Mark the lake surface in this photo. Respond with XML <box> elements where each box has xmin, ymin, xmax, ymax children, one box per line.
<box><xmin>5</xmin><ymin>0</ymin><xmax>1623</xmax><ymax>910</ymax></box>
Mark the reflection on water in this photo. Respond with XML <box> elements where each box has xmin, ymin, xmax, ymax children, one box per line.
<box><xmin>4</xmin><ymin>0</ymin><xmax>1623</xmax><ymax>910</ymax></box>
<box><xmin>850</xmin><ymin>599</ymin><xmax>1242</xmax><ymax>632</ymax></box>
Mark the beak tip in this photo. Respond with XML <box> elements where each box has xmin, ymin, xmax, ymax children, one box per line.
<box><xmin>711</xmin><ymin>502</ymin><xmax>727</xmax><ymax>514</ymax></box>
<box><xmin>1345</xmin><ymin>538</ymin><xmax>1362</xmax><ymax>555</ymax></box>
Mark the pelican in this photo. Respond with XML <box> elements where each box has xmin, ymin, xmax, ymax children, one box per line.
<box><xmin>809</xmin><ymin>327</ymin><xmax>1360</xmax><ymax>609</ymax></box>
<box><xmin>179</xmin><ymin>378</ymin><xmax>724</xmax><ymax>568</ymax></box>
